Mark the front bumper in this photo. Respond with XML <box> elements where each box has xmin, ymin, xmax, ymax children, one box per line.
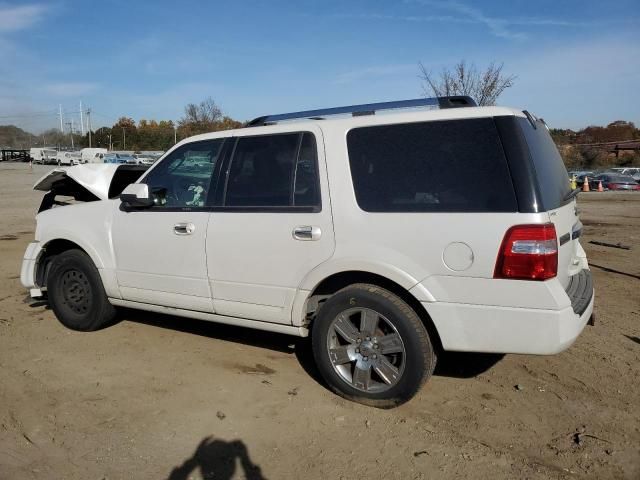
<box><xmin>425</xmin><ymin>269</ymin><xmax>594</xmax><ymax>355</ymax></box>
<box><xmin>20</xmin><ymin>241</ymin><xmax>44</xmax><ymax>297</ymax></box>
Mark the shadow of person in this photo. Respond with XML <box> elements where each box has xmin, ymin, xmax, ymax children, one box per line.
<box><xmin>168</xmin><ymin>436</ymin><xmax>266</xmax><ymax>480</ymax></box>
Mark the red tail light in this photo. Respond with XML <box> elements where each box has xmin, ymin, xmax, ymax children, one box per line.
<box><xmin>494</xmin><ymin>224</ymin><xmax>558</xmax><ymax>280</ymax></box>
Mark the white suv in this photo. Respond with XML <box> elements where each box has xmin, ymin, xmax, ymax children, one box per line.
<box><xmin>21</xmin><ymin>96</ymin><xmax>594</xmax><ymax>407</ymax></box>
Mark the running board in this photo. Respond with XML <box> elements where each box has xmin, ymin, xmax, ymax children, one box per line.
<box><xmin>108</xmin><ymin>298</ymin><xmax>309</xmax><ymax>337</ymax></box>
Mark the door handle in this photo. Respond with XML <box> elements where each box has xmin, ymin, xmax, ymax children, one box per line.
<box><xmin>293</xmin><ymin>226</ymin><xmax>321</xmax><ymax>241</ymax></box>
<box><xmin>174</xmin><ymin>222</ymin><xmax>195</xmax><ymax>235</ymax></box>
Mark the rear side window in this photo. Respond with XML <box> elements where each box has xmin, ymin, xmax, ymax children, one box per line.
<box><xmin>347</xmin><ymin>118</ymin><xmax>517</xmax><ymax>212</ymax></box>
<box><xmin>225</xmin><ymin>132</ymin><xmax>320</xmax><ymax>209</ymax></box>
<box><xmin>517</xmin><ymin>117</ymin><xmax>570</xmax><ymax>210</ymax></box>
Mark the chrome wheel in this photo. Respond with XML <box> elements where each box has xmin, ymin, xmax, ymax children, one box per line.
<box><xmin>326</xmin><ymin>307</ymin><xmax>406</xmax><ymax>393</ymax></box>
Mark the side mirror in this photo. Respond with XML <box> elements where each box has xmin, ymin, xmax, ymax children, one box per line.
<box><xmin>120</xmin><ymin>183</ymin><xmax>154</xmax><ymax>208</ymax></box>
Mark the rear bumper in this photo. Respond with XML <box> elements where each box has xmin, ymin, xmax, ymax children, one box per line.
<box><xmin>425</xmin><ymin>270</ymin><xmax>594</xmax><ymax>355</ymax></box>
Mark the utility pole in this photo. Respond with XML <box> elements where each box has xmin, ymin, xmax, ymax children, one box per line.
<box><xmin>59</xmin><ymin>104</ymin><xmax>64</xmax><ymax>133</ymax></box>
<box><xmin>79</xmin><ymin>101</ymin><xmax>85</xmax><ymax>136</ymax></box>
<box><xmin>66</xmin><ymin>121</ymin><xmax>74</xmax><ymax>149</ymax></box>
<box><xmin>174</xmin><ymin>125</ymin><xmax>177</xmax><ymax>145</ymax></box>
<box><xmin>87</xmin><ymin>108</ymin><xmax>92</xmax><ymax>148</ymax></box>
<box><xmin>122</xmin><ymin>127</ymin><xmax>126</xmax><ymax>150</ymax></box>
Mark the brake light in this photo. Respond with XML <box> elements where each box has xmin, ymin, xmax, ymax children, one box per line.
<box><xmin>494</xmin><ymin>224</ymin><xmax>558</xmax><ymax>280</ymax></box>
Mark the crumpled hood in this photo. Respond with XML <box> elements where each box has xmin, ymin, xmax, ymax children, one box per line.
<box><xmin>34</xmin><ymin>164</ymin><xmax>147</xmax><ymax>200</ymax></box>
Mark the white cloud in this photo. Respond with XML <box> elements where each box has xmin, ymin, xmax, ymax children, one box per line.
<box><xmin>361</xmin><ymin>0</ymin><xmax>639</xmax><ymax>40</ymax></box>
<box><xmin>0</xmin><ymin>4</ymin><xmax>48</xmax><ymax>33</ymax></box>
<box><xmin>44</xmin><ymin>82</ymin><xmax>100</xmax><ymax>97</ymax></box>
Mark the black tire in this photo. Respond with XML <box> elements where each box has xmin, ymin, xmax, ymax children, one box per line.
<box><xmin>47</xmin><ymin>249</ymin><xmax>117</xmax><ymax>331</ymax></box>
<box><xmin>312</xmin><ymin>283</ymin><xmax>436</xmax><ymax>408</ymax></box>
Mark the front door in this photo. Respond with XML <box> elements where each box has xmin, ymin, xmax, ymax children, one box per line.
<box><xmin>206</xmin><ymin>128</ymin><xmax>335</xmax><ymax>324</ymax></box>
<box><xmin>112</xmin><ymin>138</ymin><xmax>225</xmax><ymax>312</ymax></box>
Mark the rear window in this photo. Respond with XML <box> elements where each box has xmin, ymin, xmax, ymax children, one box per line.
<box><xmin>346</xmin><ymin>118</ymin><xmax>517</xmax><ymax>212</ymax></box>
<box><xmin>517</xmin><ymin>118</ymin><xmax>570</xmax><ymax>210</ymax></box>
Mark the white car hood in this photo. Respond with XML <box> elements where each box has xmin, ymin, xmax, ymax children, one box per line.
<box><xmin>33</xmin><ymin>164</ymin><xmax>142</xmax><ymax>200</ymax></box>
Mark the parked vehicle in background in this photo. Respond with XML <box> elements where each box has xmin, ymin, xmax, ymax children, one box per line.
<box><xmin>133</xmin><ymin>153</ymin><xmax>156</xmax><ymax>166</ymax></box>
<box><xmin>103</xmin><ymin>153</ymin><xmax>135</xmax><ymax>164</ymax></box>
<box><xmin>55</xmin><ymin>151</ymin><xmax>81</xmax><ymax>166</ymax></box>
<box><xmin>29</xmin><ymin>148</ymin><xmax>58</xmax><ymax>164</ymax></box>
<box><xmin>609</xmin><ymin>167</ymin><xmax>640</xmax><ymax>176</ymax></box>
<box><xmin>607</xmin><ymin>167</ymin><xmax>640</xmax><ymax>181</ymax></box>
<box><xmin>589</xmin><ymin>173</ymin><xmax>640</xmax><ymax>191</ymax></box>
<box><xmin>81</xmin><ymin>148</ymin><xmax>108</xmax><ymax>164</ymax></box>
<box><xmin>570</xmin><ymin>171</ymin><xmax>594</xmax><ymax>188</ymax></box>
<box><xmin>20</xmin><ymin>96</ymin><xmax>594</xmax><ymax>407</ymax></box>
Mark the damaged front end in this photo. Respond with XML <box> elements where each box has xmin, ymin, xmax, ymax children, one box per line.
<box><xmin>34</xmin><ymin>164</ymin><xmax>148</xmax><ymax>212</ymax></box>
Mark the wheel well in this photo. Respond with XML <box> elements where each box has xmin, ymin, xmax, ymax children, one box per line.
<box><xmin>306</xmin><ymin>271</ymin><xmax>443</xmax><ymax>352</ymax></box>
<box><xmin>36</xmin><ymin>239</ymin><xmax>87</xmax><ymax>288</ymax></box>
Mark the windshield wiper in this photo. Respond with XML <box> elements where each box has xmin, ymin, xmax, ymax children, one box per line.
<box><xmin>564</xmin><ymin>187</ymin><xmax>581</xmax><ymax>201</ymax></box>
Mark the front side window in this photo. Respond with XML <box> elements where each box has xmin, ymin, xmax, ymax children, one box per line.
<box><xmin>143</xmin><ymin>139</ymin><xmax>224</xmax><ymax>208</ymax></box>
<box><xmin>224</xmin><ymin>132</ymin><xmax>320</xmax><ymax>209</ymax></box>
<box><xmin>347</xmin><ymin>118</ymin><xmax>517</xmax><ymax>212</ymax></box>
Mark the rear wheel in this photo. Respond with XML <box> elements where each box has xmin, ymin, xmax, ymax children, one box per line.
<box><xmin>47</xmin><ymin>249</ymin><xmax>117</xmax><ymax>331</ymax></box>
<box><xmin>312</xmin><ymin>283</ymin><xmax>436</xmax><ymax>408</ymax></box>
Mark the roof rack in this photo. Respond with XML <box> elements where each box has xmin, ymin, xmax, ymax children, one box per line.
<box><xmin>247</xmin><ymin>96</ymin><xmax>477</xmax><ymax>126</ymax></box>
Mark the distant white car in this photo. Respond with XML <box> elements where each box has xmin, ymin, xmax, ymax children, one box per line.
<box><xmin>55</xmin><ymin>151</ymin><xmax>81</xmax><ymax>166</ymax></box>
<box><xmin>133</xmin><ymin>154</ymin><xmax>156</xmax><ymax>166</ymax></box>
<box><xmin>20</xmin><ymin>96</ymin><xmax>594</xmax><ymax>407</ymax></box>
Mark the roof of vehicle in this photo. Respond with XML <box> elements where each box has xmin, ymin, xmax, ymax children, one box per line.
<box><xmin>181</xmin><ymin>104</ymin><xmax>529</xmax><ymax>146</ymax></box>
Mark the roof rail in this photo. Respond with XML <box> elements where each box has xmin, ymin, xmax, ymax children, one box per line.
<box><xmin>247</xmin><ymin>96</ymin><xmax>477</xmax><ymax>126</ymax></box>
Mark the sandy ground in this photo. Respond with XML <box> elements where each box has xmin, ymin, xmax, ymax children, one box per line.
<box><xmin>0</xmin><ymin>162</ymin><xmax>638</xmax><ymax>480</ymax></box>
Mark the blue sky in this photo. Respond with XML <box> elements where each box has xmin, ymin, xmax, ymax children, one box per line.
<box><xmin>1</xmin><ymin>0</ymin><xmax>638</xmax><ymax>133</ymax></box>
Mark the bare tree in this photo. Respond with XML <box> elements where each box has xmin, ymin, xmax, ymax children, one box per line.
<box><xmin>419</xmin><ymin>61</ymin><xmax>516</xmax><ymax>106</ymax></box>
<box><xmin>179</xmin><ymin>97</ymin><xmax>223</xmax><ymax>127</ymax></box>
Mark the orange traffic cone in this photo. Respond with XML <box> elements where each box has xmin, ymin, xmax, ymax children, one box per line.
<box><xmin>582</xmin><ymin>176</ymin><xmax>590</xmax><ymax>192</ymax></box>
<box><xmin>598</xmin><ymin>180</ymin><xmax>603</xmax><ymax>192</ymax></box>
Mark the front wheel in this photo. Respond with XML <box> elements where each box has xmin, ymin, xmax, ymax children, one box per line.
<box><xmin>312</xmin><ymin>284</ymin><xmax>436</xmax><ymax>408</ymax></box>
<box><xmin>47</xmin><ymin>249</ymin><xmax>117</xmax><ymax>331</ymax></box>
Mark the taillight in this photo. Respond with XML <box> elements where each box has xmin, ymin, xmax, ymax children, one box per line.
<box><xmin>494</xmin><ymin>224</ymin><xmax>558</xmax><ymax>280</ymax></box>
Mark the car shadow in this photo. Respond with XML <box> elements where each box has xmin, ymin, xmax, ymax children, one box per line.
<box><xmin>122</xmin><ymin>308</ymin><xmax>503</xmax><ymax>386</ymax></box>
<box><xmin>121</xmin><ymin>308</ymin><xmax>295</xmax><ymax>354</ymax></box>
<box><xmin>167</xmin><ymin>435</ymin><xmax>266</xmax><ymax>480</ymax></box>
<box><xmin>433</xmin><ymin>351</ymin><xmax>504</xmax><ymax>378</ymax></box>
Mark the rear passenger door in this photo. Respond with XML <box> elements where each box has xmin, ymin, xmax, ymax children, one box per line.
<box><xmin>206</xmin><ymin>127</ymin><xmax>334</xmax><ymax>324</ymax></box>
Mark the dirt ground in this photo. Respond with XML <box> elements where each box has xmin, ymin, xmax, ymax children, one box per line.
<box><xmin>1</xmin><ymin>162</ymin><xmax>638</xmax><ymax>480</ymax></box>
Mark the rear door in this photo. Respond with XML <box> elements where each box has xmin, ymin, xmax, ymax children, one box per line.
<box><xmin>517</xmin><ymin>117</ymin><xmax>579</xmax><ymax>288</ymax></box>
<box><xmin>206</xmin><ymin>127</ymin><xmax>335</xmax><ymax>325</ymax></box>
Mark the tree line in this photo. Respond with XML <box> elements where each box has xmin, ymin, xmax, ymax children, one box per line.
<box><xmin>3</xmin><ymin>62</ymin><xmax>638</xmax><ymax>169</ymax></box>
<box><xmin>87</xmin><ymin>98</ymin><xmax>243</xmax><ymax>151</ymax></box>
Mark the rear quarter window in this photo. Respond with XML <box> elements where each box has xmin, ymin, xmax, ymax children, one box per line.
<box><xmin>346</xmin><ymin>118</ymin><xmax>517</xmax><ymax>212</ymax></box>
<box><xmin>517</xmin><ymin>118</ymin><xmax>570</xmax><ymax>210</ymax></box>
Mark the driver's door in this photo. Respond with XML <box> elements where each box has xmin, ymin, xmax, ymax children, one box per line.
<box><xmin>111</xmin><ymin>138</ymin><xmax>225</xmax><ymax>312</ymax></box>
